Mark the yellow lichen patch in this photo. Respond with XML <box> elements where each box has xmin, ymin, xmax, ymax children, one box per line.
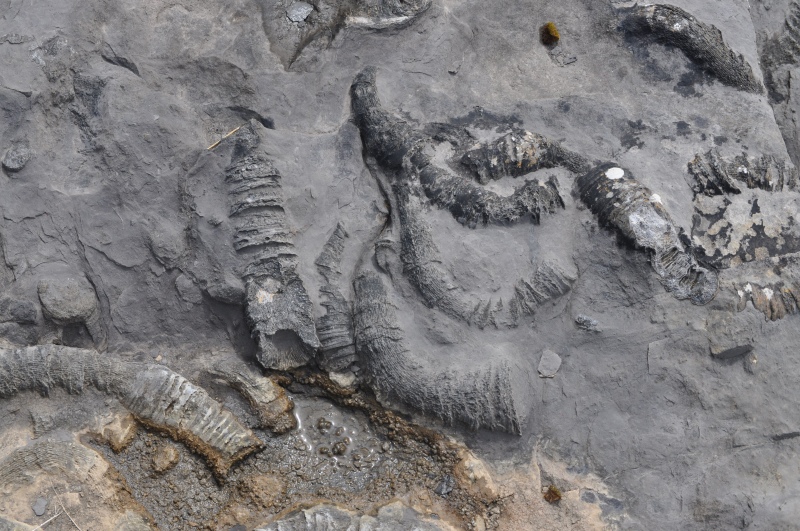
<box><xmin>540</xmin><ymin>22</ymin><xmax>560</xmax><ymax>45</ymax></box>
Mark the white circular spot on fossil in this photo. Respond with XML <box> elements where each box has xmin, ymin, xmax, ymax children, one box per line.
<box><xmin>606</xmin><ymin>192</ymin><xmax>614</xmax><ymax>198</ymax></box>
<box><xmin>649</xmin><ymin>193</ymin><xmax>662</xmax><ymax>204</ymax></box>
<box><xmin>605</xmin><ymin>167</ymin><xmax>624</xmax><ymax>180</ymax></box>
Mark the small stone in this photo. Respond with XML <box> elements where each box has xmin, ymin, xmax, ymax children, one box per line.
<box><xmin>433</xmin><ymin>474</ymin><xmax>455</xmax><ymax>496</ymax></box>
<box><xmin>38</xmin><ymin>275</ymin><xmax>98</xmax><ymax>324</ymax></box>
<box><xmin>287</xmin><ymin>2</ymin><xmax>313</xmax><ymax>22</ymax></box>
<box><xmin>2</xmin><ymin>144</ymin><xmax>32</xmax><ymax>173</ymax></box>
<box><xmin>175</xmin><ymin>274</ymin><xmax>203</xmax><ymax>305</ymax></box>
<box><xmin>329</xmin><ymin>371</ymin><xmax>356</xmax><ymax>388</ymax></box>
<box><xmin>32</xmin><ymin>497</ymin><xmax>47</xmax><ymax>516</ymax></box>
<box><xmin>575</xmin><ymin>314</ymin><xmax>600</xmax><ymax>331</ymax></box>
<box><xmin>538</xmin><ymin>349</ymin><xmax>562</xmax><ymax>378</ymax></box>
<box><xmin>152</xmin><ymin>443</ymin><xmax>180</xmax><ymax>473</ymax></box>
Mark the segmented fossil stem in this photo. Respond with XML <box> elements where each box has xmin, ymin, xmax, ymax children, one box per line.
<box><xmin>621</xmin><ymin>4</ymin><xmax>763</xmax><ymax>94</ymax></box>
<box><xmin>225</xmin><ymin>127</ymin><xmax>320</xmax><ymax>370</ymax></box>
<box><xmin>577</xmin><ymin>163</ymin><xmax>718</xmax><ymax>305</ymax></box>
<box><xmin>353</xmin><ymin>269</ymin><xmax>533</xmax><ymax>434</ymax></box>
<box><xmin>0</xmin><ymin>345</ymin><xmax>263</xmax><ymax>477</ymax></box>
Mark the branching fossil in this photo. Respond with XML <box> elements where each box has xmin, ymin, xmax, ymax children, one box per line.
<box><xmin>620</xmin><ymin>4</ymin><xmax>763</xmax><ymax>94</ymax></box>
<box><xmin>577</xmin><ymin>163</ymin><xmax>718</xmax><ymax>305</ymax></box>
<box><xmin>0</xmin><ymin>345</ymin><xmax>263</xmax><ymax>477</ymax></box>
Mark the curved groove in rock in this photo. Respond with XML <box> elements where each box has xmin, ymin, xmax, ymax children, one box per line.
<box><xmin>577</xmin><ymin>163</ymin><xmax>718</xmax><ymax>305</ymax></box>
<box><xmin>0</xmin><ymin>345</ymin><xmax>263</xmax><ymax>477</ymax></box>
<box><xmin>620</xmin><ymin>4</ymin><xmax>763</xmax><ymax>94</ymax></box>
<box><xmin>353</xmin><ymin>269</ymin><xmax>535</xmax><ymax>434</ymax></box>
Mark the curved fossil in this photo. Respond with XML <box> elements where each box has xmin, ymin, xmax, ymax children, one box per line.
<box><xmin>351</xmin><ymin>67</ymin><xmax>573</xmax><ymax>228</ymax></box>
<box><xmin>0</xmin><ymin>345</ymin><xmax>263</xmax><ymax>477</ymax></box>
<box><xmin>350</xmin><ymin>67</ymin><xmax>579</xmax><ymax>327</ymax></box>
<box><xmin>353</xmin><ymin>269</ymin><xmax>534</xmax><ymax>434</ymax></box>
<box><xmin>314</xmin><ymin>222</ymin><xmax>357</xmax><ymax>372</ymax></box>
<box><xmin>577</xmin><ymin>163</ymin><xmax>718</xmax><ymax>305</ymax></box>
<box><xmin>620</xmin><ymin>4</ymin><xmax>763</xmax><ymax>94</ymax></box>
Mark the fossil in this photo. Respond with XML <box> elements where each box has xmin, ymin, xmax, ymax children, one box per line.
<box><xmin>225</xmin><ymin>126</ymin><xmax>320</xmax><ymax>370</ymax></box>
<box><xmin>576</xmin><ymin>163</ymin><xmax>718</xmax><ymax>305</ymax></box>
<box><xmin>314</xmin><ymin>222</ymin><xmax>357</xmax><ymax>372</ymax></box>
<box><xmin>353</xmin><ymin>269</ymin><xmax>534</xmax><ymax>434</ymax></box>
<box><xmin>620</xmin><ymin>4</ymin><xmax>763</xmax><ymax>94</ymax></box>
<box><xmin>0</xmin><ymin>345</ymin><xmax>263</xmax><ymax>477</ymax></box>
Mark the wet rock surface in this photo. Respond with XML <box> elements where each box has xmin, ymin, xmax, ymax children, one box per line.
<box><xmin>0</xmin><ymin>0</ymin><xmax>799</xmax><ymax>529</ymax></box>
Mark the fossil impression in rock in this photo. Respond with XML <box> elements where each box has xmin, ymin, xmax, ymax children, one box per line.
<box><xmin>260</xmin><ymin>0</ymin><xmax>431</xmax><ymax>69</ymax></box>
<box><xmin>351</xmin><ymin>67</ymin><xmax>579</xmax><ymax>329</ymax></box>
<box><xmin>577</xmin><ymin>163</ymin><xmax>718</xmax><ymax>305</ymax></box>
<box><xmin>353</xmin><ymin>269</ymin><xmax>534</xmax><ymax>434</ymax></box>
<box><xmin>0</xmin><ymin>345</ymin><xmax>263</xmax><ymax>476</ymax></box>
<box><xmin>206</xmin><ymin>361</ymin><xmax>297</xmax><ymax>434</ymax></box>
<box><xmin>689</xmin><ymin>150</ymin><xmax>799</xmax><ymax>196</ymax></box>
<box><xmin>314</xmin><ymin>222</ymin><xmax>357</xmax><ymax>372</ymax></box>
<box><xmin>225</xmin><ymin>126</ymin><xmax>320</xmax><ymax>370</ymax></box>
<box><xmin>620</xmin><ymin>4</ymin><xmax>763</xmax><ymax>94</ymax></box>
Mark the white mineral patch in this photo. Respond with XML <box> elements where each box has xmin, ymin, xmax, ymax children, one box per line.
<box><xmin>649</xmin><ymin>193</ymin><xmax>662</xmax><ymax>204</ymax></box>
<box><xmin>605</xmin><ymin>167</ymin><xmax>624</xmax><ymax>180</ymax></box>
<box><xmin>763</xmin><ymin>287</ymin><xmax>774</xmax><ymax>300</ymax></box>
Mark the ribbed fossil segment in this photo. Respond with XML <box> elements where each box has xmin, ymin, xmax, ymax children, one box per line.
<box><xmin>0</xmin><ymin>440</ymin><xmax>101</xmax><ymax>490</ymax></box>
<box><xmin>351</xmin><ymin>66</ymin><xmax>568</xmax><ymax>228</ymax></box>
<box><xmin>314</xmin><ymin>222</ymin><xmax>357</xmax><ymax>372</ymax></box>
<box><xmin>689</xmin><ymin>150</ymin><xmax>798</xmax><ymax>196</ymax></box>
<box><xmin>509</xmin><ymin>259</ymin><xmax>576</xmax><ymax>325</ymax></box>
<box><xmin>226</xmin><ymin>155</ymin><xmax>284</xmax><ymax>216</ymax></box>
<box><xmin>460</xmin><ymin>129</ymin><xmax>591</xmax><ymax>184</ymax></box>
<box><xmin>396</xmin><ymin>189</ymin><xmax>475</xmax><ymax>323</ymax></box>
<box><xmin>353</xmin><ymin>270</ymin><xmax>534</xmax><ymax>434</ymax></box>
<box><xmin>224</xmin><ymin>131</ymin><xmax>320</xmax><ymax>371</ymax></box>
<box><xmin>621</xmin><ymin>4</ymin><xmax>763</xmax><ymax>94</ymax></box>
<box><xmin>577</xmin><ymin>163</ymin><xmax>718</xmax><ymax>305</ymax></box>
<box><xmin>736</xmin><ymin>279</ymin><xmax>800</xmax><ymax>321</ymax></box>
<box><xmin>762</xmin><ymin>2</ymin><xmax>800</xmax><ymax>68</ymax></box>
<box><xmin>207</xmin><ymin>363</ymin><xmax>296</xmax><ymax>434</ymax></box>
<box><xmin>0</xmin><ymin>345</ymin><xmax>263</xmax><ymax>476</ymax></box>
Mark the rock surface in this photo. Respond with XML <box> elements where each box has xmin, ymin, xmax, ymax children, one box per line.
<box><xmin>0</xmin><ymin>0</ymin><xmax>799</xmax><ymax>529</ymax></box>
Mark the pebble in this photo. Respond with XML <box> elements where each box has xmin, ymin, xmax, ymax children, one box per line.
<box><xmin>287</xmin><ymin>2</ymin><xmax>313</xmax><ymax>22</ymax></box>
<box><xmin>32</xmin><ymin>497</ymin><xmax>47</xmax><ymax>517</ymax></box>
<box><xmin>538</xmin><ymin>349</ymin><xmax>562</xmax><ymax>378</ymax></box>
